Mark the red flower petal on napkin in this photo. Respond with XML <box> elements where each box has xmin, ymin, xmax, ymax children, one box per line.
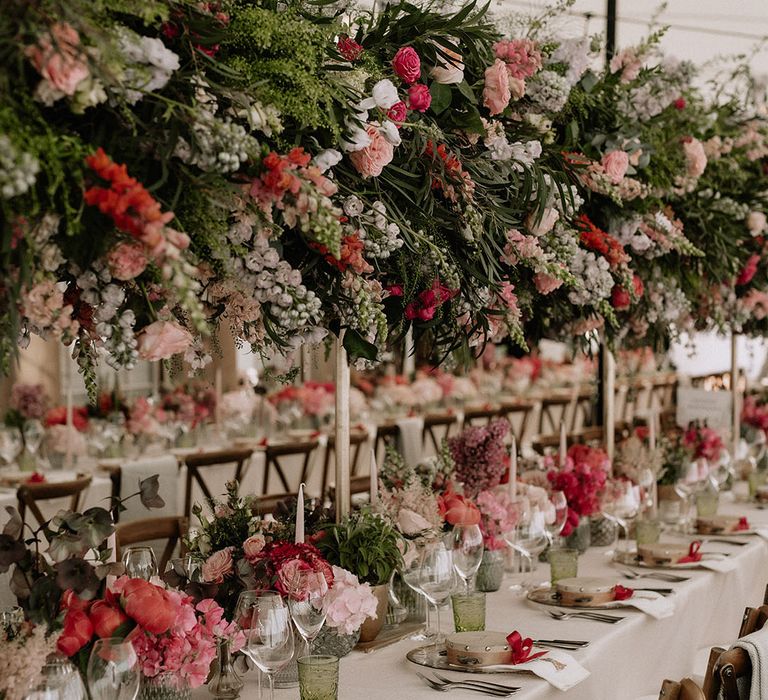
<box><xmin>612</xmin><ymin>584</ymin><xmax>634</xmax><ymax>601</ymax></box>
<box><xmin>258</xmin><ymin>437</ymin><xmax>269</xmax><ymax>447</ymax></box>
<box><xmin>506</xmin><ymin>631</ymin><xmax>548</xmax><ymax>664</ymax></box>
<box><xmin>737</xmin><ymin>517</ymin><xmax>750</xmax><ymax>531</ymax></box>
<box><xmin>26</xmin><ymin>472</ymin><xmax>46</xmax><ymax>484</ymax></box>
<box><xmin>678</xmin><ymin>540</ymin><xmax>702</xmax><ymax>563</ymax></box>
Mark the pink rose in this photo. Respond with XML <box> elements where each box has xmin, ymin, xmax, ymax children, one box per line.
<box><xmin>392</xmin><ymin>46</ymin><xmax>421</xmax><ymax>84</ymax></box>
<box><xmin>387</xmin><ymin>101</ymin><xmax>407</xmax><ymax>126</ymax></box>
<box><xmin>601</xmin><ymin>150</ymin><xmax>629</xmax><ymax>184</ymax></box>
<box><xmin>407</xmin><ymin>84</ymin><xmax>431</xmax><ymax>112</ymax></box>
<box><xmin>683</xmin><ymin>137</ymin><xmax>707</xmax><ymax>178</ymax></box>
<box><xmin>349</xmin><ymin>124</ymin><xmax>394</xmax><ymax>178</ymax></box>
<box><xmin>483</xmin><ymin>59</ymin><xmax>511</xmax><ymax>116</ymax></box>
<box><xmin>278</xmin><ymin>559</ymin><xmax>329</xmax><ymax>601</ymax></box>
<box><xmin>137</xmin><ymin>320</ymin><xmax>193</xmax><ymax>361</ymax></box>
<box><xmin>107</xmin><ymin>242</ymin><xmax>148</xmax><ymax>281</ymax></box>
<box><xmin>25</xmin><ymin>22</ymin><xmax>89</xmax><ymax>97</ymax></box>
<box><xmin>243</xmin><ymin>534</ymin><xmax>266</xmax><ymax>563</ymax></box>
<box><xmin>202</xmin><ymin>548</ymin><xmax>234</xmax><ymax>583</ymax></box>
<box><xmin>534</xmin><ymin>272</ymin><xmax>563</xmax><ymax>295</ymax></box>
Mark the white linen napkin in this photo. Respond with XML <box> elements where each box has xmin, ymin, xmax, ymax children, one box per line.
<box><xmin>620</xmin><ymin>591</ymin><xmax>675</xmax><ymax>619</ymax></box>
<box><xmin>732</xmin><ymin>627</ymin><xmax>768</xmax><ymax>699</ymax></box>
<box><xmin>697</xmin><ymin>556</ymin><xmax>738</xmax><ymax>572</ymax></box>
<box><xmin>755</xmin><ymin>528</ymin><xmax>768</xmax><ymax>542</ymax></box>
<box><xmin>480</xmin><ymin>649</ymin><xmax>589</xmax><ymax>691</ymax></box>
<box><xmin>396</xmin><ymin>416</ymin><xmax>425</xmax><ymax>467</ymax></box>
<box><xmin>119</xmin><ymin>455</ymin><xmax>178</xmax><ymax>523</ymax></box>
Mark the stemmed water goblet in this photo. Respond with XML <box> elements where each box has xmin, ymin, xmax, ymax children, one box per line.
<box><xmin>601</xmin><ymin>479</ymin><xmax>641</xmax><ymax>555</ymax></box>
<box><xmin>544</xmin><ymin>490</ymin><xmax>568</xmax><ymax>546</ymax></box>
<box><xmin>235</xmin><ymin>590</ymin><xmax>277</xmax><ymax>699</ymax></box>
<box><xmin>286</xmin><ymin>569</ymin><xmax>328</xmax><ymax>657</ymax></box>
<box><xmin>86</xmin><ymin>637</ymin><xmax>140</xmax><ymax>700</ymax></box>
<box><xmin>243</xmin><ymin>595</ymin><xmax>295</xmax><ymax>700</ymax></box>
<box><xmin>417</xmin><ymin>541</ymin><xmax>454</xmax><ymax>648</ymax></box>
<box><xmin>401</xmin><ymin>542</ymin><xmax>435</xmax><ymax>642</ymax></box>
<box><xmin>451</xmin><ymin>523</ymin><xmax>483</xmax><ymax>593</ymax></box>
<box><xmin>121</xmin><ymin>546</ymin><xmax>158</xmax><ymax>581</ymax></box>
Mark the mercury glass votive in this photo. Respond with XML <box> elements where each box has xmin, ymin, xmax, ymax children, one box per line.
<box><xmin>451</xmin><ymin>592</ymin><xmax>486</xmax><ymax>632</ymax></box>
<box><xmin>297</xmin><ymin>655</ymin><xmax>339</xmax><ymax>700</ymax></box>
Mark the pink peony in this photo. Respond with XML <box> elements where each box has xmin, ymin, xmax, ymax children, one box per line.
<box><xmin>25</xmin><ymin>22</ymin><xmax>89</xmax><ymax>97</ymax></box>
<box><xmin>108</xmin><ymin>241</ymin><xmax>148</xmax><ymax>280</ymax></box>
<box><xmin>493</xmin><ymin>39</ymin><xmax>542</xmax><ymax>80</ymax></box>
<box><xmin>137</xmin><ymin>320</ymin><xmax>193</xmax><ymax>361</ymax></box>
<box><xmin>601</xmin><ymin>150</ymin><xmax>629</xmax><ymax>184</ymax></box>
<box><xmin>392</xmin><ymin>46</ymin><xmax>421</xmax><ymax>84</ymax></box>
<box><xmin>483</xmin><ymin>59</ymin><xmax>511</xmax><ymax>116</ymax></box>
<box><xmin>243</xmin><ymin>534</ymin><xmax>266</xmax><ymax>563</ymax></box>
<box><xmin>407</xmin><ymin>83</ymin><xmax>431</xmax><ymax>112</ymax></box>
<box><xmin>202</xmin><ymin>547</ymin><xmax>234</xmax><ymax>583</ymax></box>
<box><xmin>683</xmin><ymin>137</ymin><xmax>707</xmax><ymax>178</ymax></box>
<box><xmin>349</xmin><ymin>124</ymin><xmax>394</xmax><ymax>178</ymax></box>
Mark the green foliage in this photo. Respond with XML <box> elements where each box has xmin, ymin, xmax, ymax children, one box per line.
<box><xmin>317</xmin><ymin>508</ymin><xmax>404</xmax><ymax>586</ymax></box>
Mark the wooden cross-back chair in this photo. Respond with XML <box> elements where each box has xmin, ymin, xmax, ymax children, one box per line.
<box><xmin>658</xmin><ymin>678</ymin><xmax>706</xmax><ymax>700</ymax></box>
<box><xmin>115</xmin><ymin>516</ymin><xmax>188</xmax><ymax>572</ymax></box>
<box><xmin>262</xmin><ymin>439</ymin><xmax>319</xmax><ymax>496</ymax></box>
<box><xmin>498</xmin><ymin>399</ymin><xmax>537</xmax><ymax>445</ymax></box>
<box><xmin>320</xmin><ymin>430</ymin><xmax>368</xmax><ymax>498</ymax></box>
<box><xmin>252</xmin><ymin>492</ymin><xmax>295</xmax><ymax>518</ymax></box>
<box><xmin>327</xmin><ymin>475</ymin><xmax>371</xmax><ymax>505</ymax></box>
<box><xmin>17</xmin><ymin>474</ymin><xmax>93</xmax><ymax>529</ymax></box>
<box><xmin>374</xmin><ymin>423</ymin><xmax>399</xmax><ymax>465</ymax></box>
<box><xmin>461</xmin><ymin>405</ymin><xmax>499</xmax><ymax>430</ymax></box>
<box><xmin>538</xmin><ymin>395</ymin><xmax>573</xmax><ymax>435</ymax></box>
<box><xmin>183</xmin><ymin>448</ymin><xmax>254</xmax><ymax>517</ymax></box>
<box><xmin>422</xmin><ymin>412</ymin><xmax>458</xmax><ymax>454</ymax></box>
<box><xmin>572</xmin><ymin>388</ymin><xmax>596</xmax><ymax>429</ymax></box>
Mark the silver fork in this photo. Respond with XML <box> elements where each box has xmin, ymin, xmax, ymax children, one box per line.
<box><xmin>416</xmin><ymin>672</ymin><xmax>515</xmax><ymax>695</ymax></box>
<box><xmin>432</xmin><ymin>672</ymin><xmax>520</xmax><ymax>693</ymax></box>
<box><xmin>548</xmin><ymin>610</ymin><xmax>624</xmax><ymax>623</ymax></box>
<box><xmin>616</xmin><ymin>567</ymin><xmax>690</xmax><ymax>583</ymax></box>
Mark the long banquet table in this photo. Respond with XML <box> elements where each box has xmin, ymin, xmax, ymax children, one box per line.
<box><xmin>217</xmin><ymin>495</ymin><xmax>768</xmax><ymax>700</ymax></box>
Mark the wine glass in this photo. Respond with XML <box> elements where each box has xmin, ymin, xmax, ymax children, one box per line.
<box><xmin>0</xmin><ymin>427</ymin><xmax>21</xmax><ymax>466</ymax></box>
<box><xmin>400</xmin><ymin>542</ymin><xmax>435</xmax><ymax>641</ymax></box>
<box><xmin>286</xmin><ymin>569</ymin><xmax>328</xmax><ymax>656</ymax></box>
<box><xmin>23</xmin><ymin>420</ymin><xmax>44</xmax><ymax>459</ymax></box>
<box><xmin>417</xmin><ymin>541</ymin><xmax>454</xmax><ymax>648</ymax></box>
<box><xmin>121</xmin><ymin>546</ymin><xmax>158</xmax><ymax>581</ymax></box>
<box><xmin>245</xmin><ymin>596</ymin><xmax>295</xmax><ymax>700</ymax></box>
<box><xmin>235</xmin><ymin>590</ymin><xmax>277</xmax><ymax>698</ymax></box>
<box><xmin>513</xmin><ymin>503</ymin><xmax>549</xmax><ymax>590</ymax></box>
<box><xmin>545</xmin><ymin>491</ymin><xmax>568</xmax><ymax>545</ymax></box>
<box><xmin>87</xmin><ymin>637</ymin><xmax>140</xmax><ymax>700</ymax></box>
<box><xmin>601</xmin><ymin>480</ymin><xmax>641</xmax><ymax>554</ymax></box>
<box><xmin>451</xmin><ymin>523</ymin><xmax>483</xmax><ymax>592</ymax></box>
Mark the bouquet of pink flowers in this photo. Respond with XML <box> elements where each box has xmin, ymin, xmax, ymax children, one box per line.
<box><xmin>475</xmin><ymin>489</ymin><xmax>519</xmax><ymax>550</ymax></box>
<box><xmin>743</xmin><ymin>396</ymin><xmax>768</xmax><ymax>433</ymax></box>
<box><xmin>448</xmin><ymin>419</ymin><xmax>510</xmax><ymax>495</ymax></box>
<box><xmin>683</xmin><ymin>423</ymin><xmax>724</xmax><ymax>462</ymax></box>
<box><xmin>548</xmin><ymin>444</ymin><xmax>609</xmax><ymax>530</ymax></box>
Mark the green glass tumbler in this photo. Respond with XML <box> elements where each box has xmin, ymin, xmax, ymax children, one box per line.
<box><xmin>635</xmin><ymin>519</ymin><xmax>661</xmax><ymax>546</ymax></box>
<box><xmin>548</xmin><ymin>548</ymin><xmax>578</xmax><ymax>585</ymax></box>
<box><xmin>298</xmin><ymin>655</ymin><xmax>339</xmax><ymax>700</ymax></box>
<box><xmin>451</xmin><ymin>592</ymin><xmax>486</xmax><ymax>632</ymax></box>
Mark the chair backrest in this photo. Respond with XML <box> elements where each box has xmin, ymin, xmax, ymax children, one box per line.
<box><xmin>711</xmin><ymin>648</ymin><xmax>751</xmax><ymax>700</ymax></box>
<box><xmin>498</xmin><ymin>399</ymin><xmax>537</xmax><ymax>444</ymax></box>
<box><xmin>462</xmin><ymin>406</ymin><xmax>499</xmax><ymax>430</ymax></box>
<box><xmin>422</xmin><ymin>412</ymin><xmax>458</xmax><ymax>454</ymax></box>
<box><xmin>115</xmin><ymin>516</ymin><xmax>188</xmax><ymax>572</ymax></box>
<box><xmin>328</xmin><ymin>474</ymin><xmax>370</xmax><ymax>504</ymax></box>
<box><xmin>320</xmin><ymin>430</ymin><xmax>368</xmax><ymax>497</ymax></box>
<box><xmin>374</xmin><ymin>423</ymin><xmax>399</xmax><ymax>465</ymax></box>
<box><xmin>658</xmin><ymin>678</ymin><xmax>706</xmax><ymax>700</ymax></box>
<box><xmin>738</xmin><ymin>604</ymin><xmax>768</xmax><ymax>638</ymax></box>
<box><xmin>532</xmin><ymin>433</ymin><xmax>563</xmax><ymax>454</ymax></box>
<box><xmin>17</xmin><ymin>474</ymin><xmax>93</xmax><ymax>528</ymax></box>
<box><xmin>538</xmin><ymin>395</ymin><xmax>572</xmax><ymax>435</ymax></box>
<box><xmin>183</xmin><ymin>448</ymin><xmax>254</xmax><ymax>516</ymax></box>
<box><xmin>252</xmin><ymin>492</ymin><xmax>296</xmax><ymax>518</ymax></box>
<box><xmin>573</xmin><ymin>389</ymin><xmax>595</xmax><ymax>429</ymax></box>
<box><xmin>263</xmin><ymin>440</ymin><xmax>319</xmax><ymax>495</ymax></box>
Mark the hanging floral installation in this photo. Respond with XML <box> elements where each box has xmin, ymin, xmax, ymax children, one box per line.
<box><xmin>2</xmin><ymin>0</ymin><xmax>768</xmax><ymax>395</ymax></box>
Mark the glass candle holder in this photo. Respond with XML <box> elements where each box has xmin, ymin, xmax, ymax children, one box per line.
<box><xmin>547</xmin><ymin>548</ymin><xmax>579</xmax><ymax>585</ymax></box>
<box><xmin>635</xmin><ymin>519</ymin><xmax>661</xmax><ymax>546</ymax></box>
<box><xmin>297</xmin><ymin>655</ymin><xmax>339</xmax><ymax>700</ymax></box>
<box><xmin>695</xmin><ymin>489</ymin><xmax>719</xmax><ymax>517</ymax></box>
<box><xmin>451</xmin><ymin>592</ymin><xmax>486</xmax><ymax>632</ymax></box>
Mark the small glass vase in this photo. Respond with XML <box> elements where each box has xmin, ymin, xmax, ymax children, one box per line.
<box><xmin>565</xmin><ymin>516</ymin><xmax>591</xmax><ymax>553</ymax></box>
<box><xmin>311</xmin><ymin>626</ymin><xmax>361</xmax><ymax>658</ymax></box>
<box><xmin>208</xmin><ymin>639</ymin><xmax>243</xmax><ymax>699</ymax></box>
<box><xmin>386</xmin><ymin>571</ymin><xmax>408</xmax><ymax>626</ymax></box>
<box><xmin>475</xmin><ymin>549</ymin><xmax>504</xmax><ymax>592</ymax></box>
<box><xmin>589</xmin><ymin>516</ymin><xmax>617</xmax><ymax>547</ymax></box>
<box><xmin>393</xmin><ymin>572</ymin><xmax>426</xmax><ymax>622</ymax></box>
<box><xmin>140</xmin><ymin>673</ymin><xmax>191</xmax><ymax>700</ymax></box>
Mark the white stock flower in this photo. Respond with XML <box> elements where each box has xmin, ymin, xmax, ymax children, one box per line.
<box><xmin>378</xmin><ymin>120</ymin><xmax>401</xmax><ymax>146</ymax></box>
<box><xmin>314</xmin><ymin>148</ymin><xmax>342</xmax><ymax>172</ymax></box>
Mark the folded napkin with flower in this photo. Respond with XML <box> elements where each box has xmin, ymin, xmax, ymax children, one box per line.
<box><xmin>445</xmin><ymin>631</ymin><xmax>589</xmax><ymax>691</ymax></box>
<box><xmin>678</xmin><ymin>541</ymin><xmax>736</xmax><ymax>572</ymax></box>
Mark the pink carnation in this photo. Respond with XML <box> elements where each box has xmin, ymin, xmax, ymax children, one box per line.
<box><xmin>483</xmin><ymin>59</ymin><xmax>511</xmax><ymax>116</ymax></box>
<box><xmin>493</xmin><ymin>39</ymin><xmax>542</xmax><ymax>80</ymax></box>
<box><xmin>392</xmin><ymin>46</ymin><xmax>421</xmax><ymax>84</ymax></box>
<box><xmin>108</xmin><ymin>242</ymin><xmax>148</xmax><ymax>281</ymax></box>
<box><xmin>534</xmin><ymin>272</ymin><xmax>563</xmax><ymax>295</ymax></box>
<box><xmin>682</xmin><ymin>137</ymin><xmax>707</xmax><ymax>178</ymax></box>
<box><xmin>349</xmin><ymin>124</ymin><xmax>394</xmax><ymax>178</ymax></box>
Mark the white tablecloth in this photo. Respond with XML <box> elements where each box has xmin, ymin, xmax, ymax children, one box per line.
<box><xmin>206</xmin><ymin>496</ymin><xmax>768</xmax><ymax>700</ymax></box>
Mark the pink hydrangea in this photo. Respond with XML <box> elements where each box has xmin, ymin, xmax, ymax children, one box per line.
<box><xmin>10</xmin><ymin>383</ymin><xmax>49</xmax><ymax>420</ymax></box>
<box><xmin>323</xmin><ymin>566</ymin><xmax>378</xmax><ymax>635</ymax></box>
<box><xmin>493</xmin><ymin>39</ymin><xmax>542</xmax><ymax>80</ymax></box>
